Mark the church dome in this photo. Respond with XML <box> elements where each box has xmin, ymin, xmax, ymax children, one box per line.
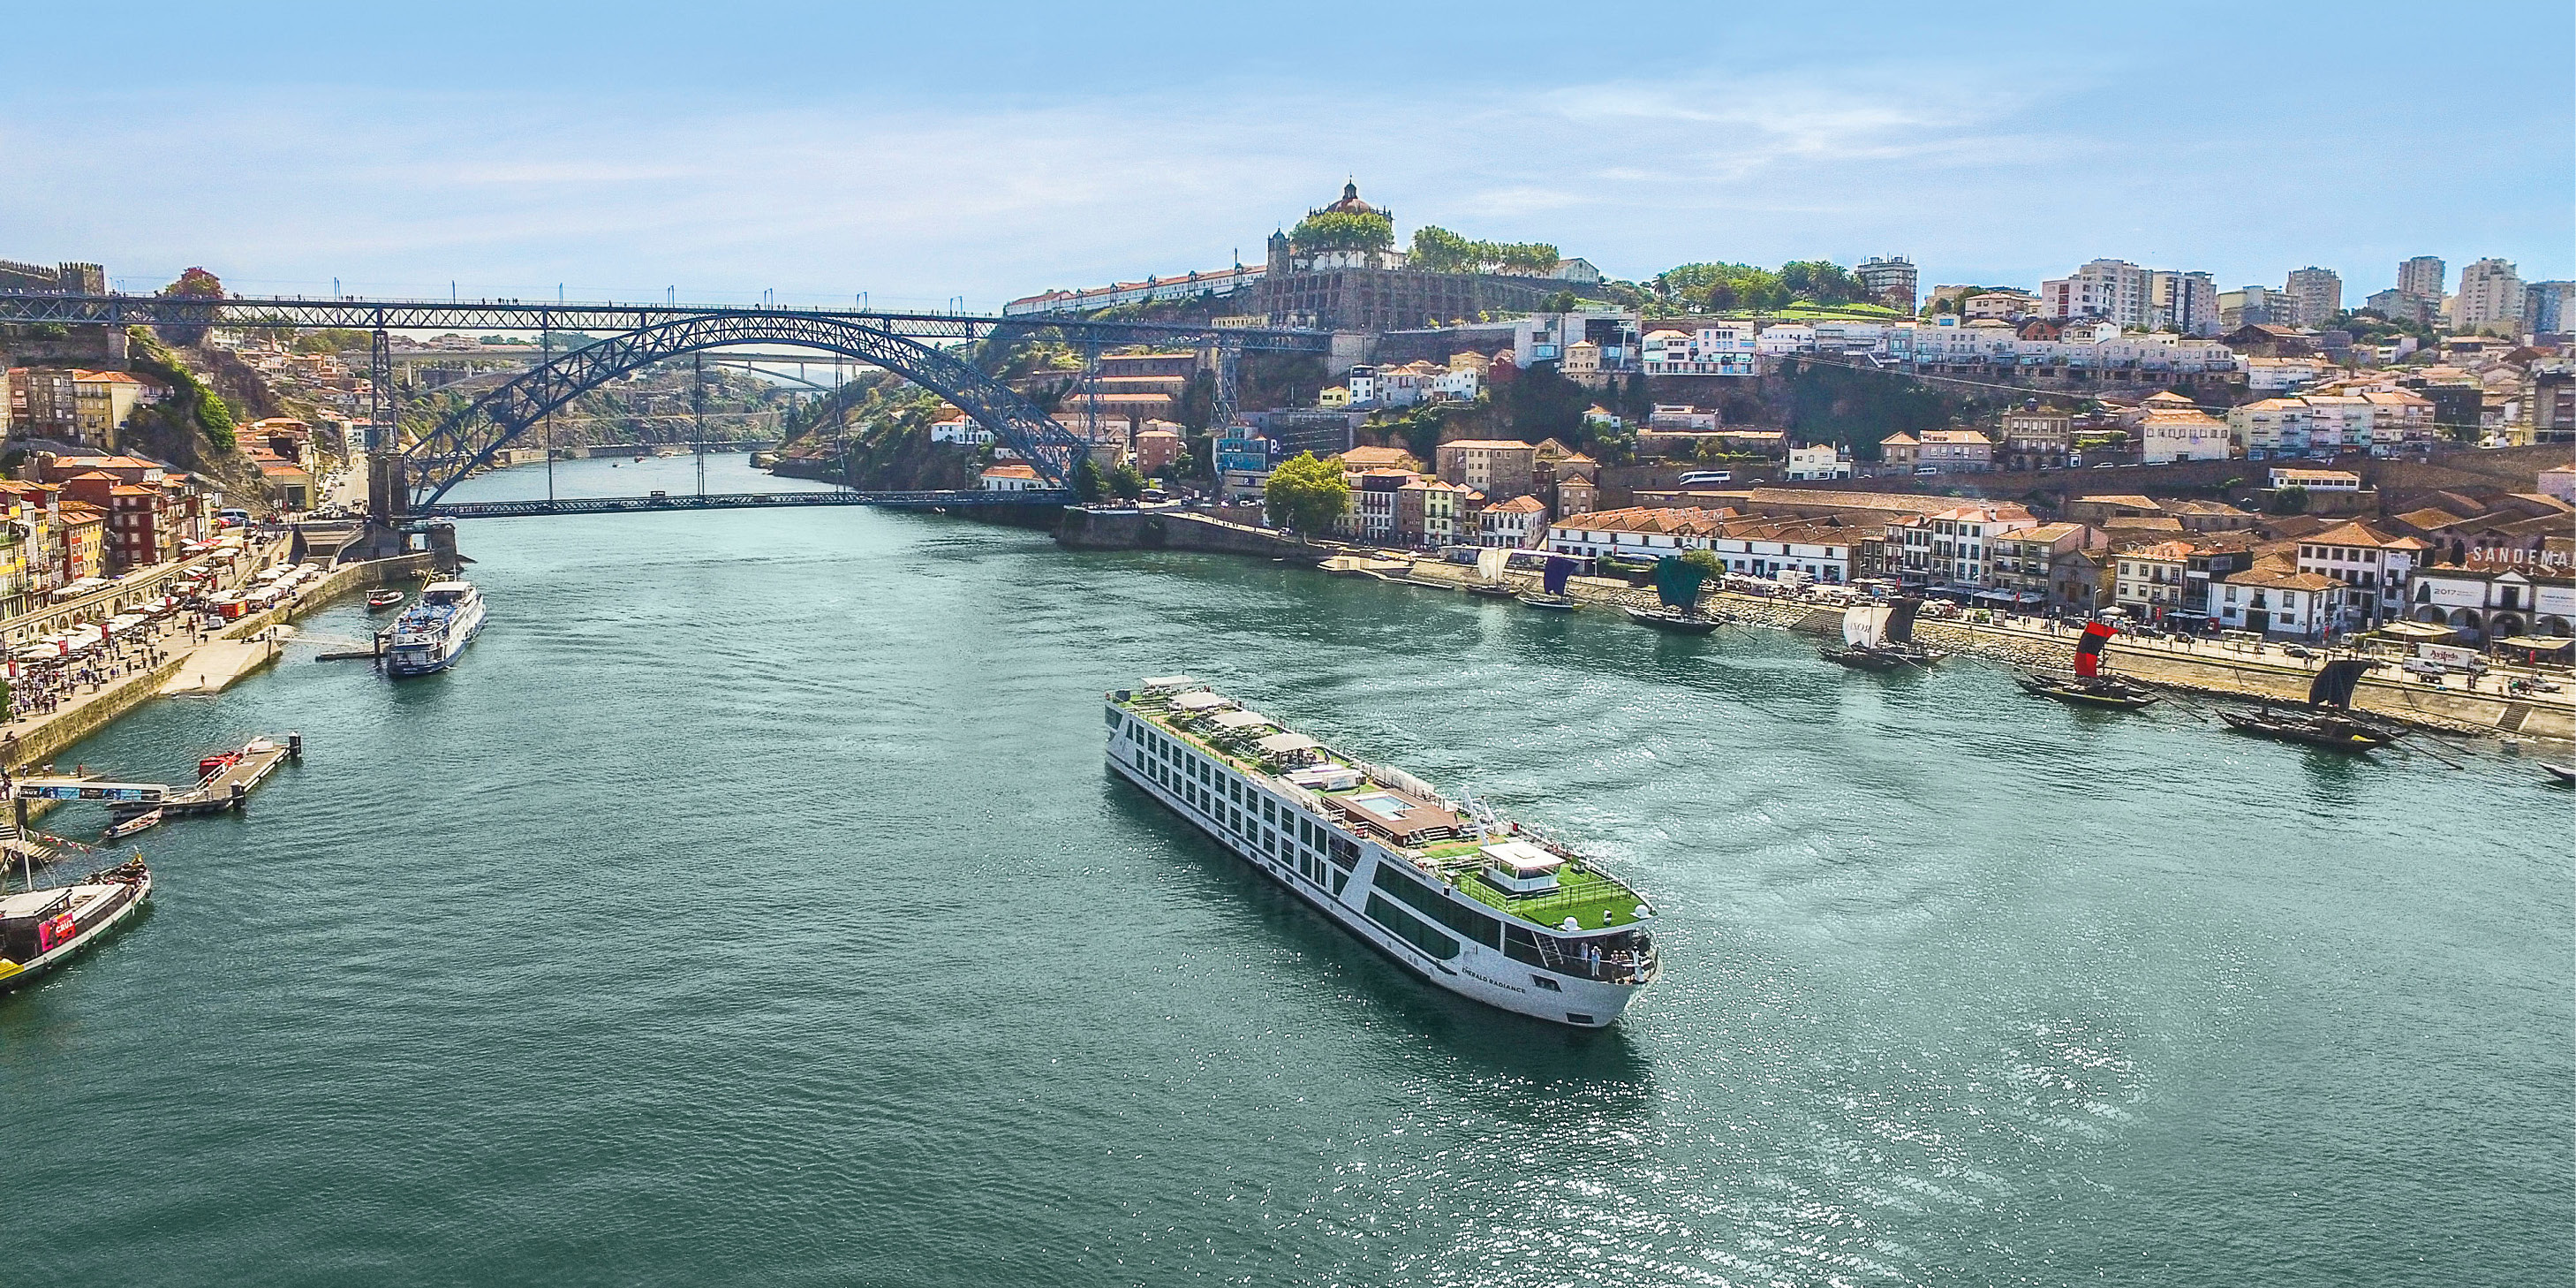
<box><xmin>1323</xmin><ymin>180</ymin><xmax>1383</xmax><ymax>218</ymax></box>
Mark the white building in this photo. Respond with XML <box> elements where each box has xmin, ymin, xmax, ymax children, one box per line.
<box><xmin>2245</xmin><ymin>355</ymin><xmax>2325</xmax><ymax>393</ymax></box>
<box><xmin>978</xmin><ymin>462</ymin><xmax>1046</xmax><ymax>491</ymax></box>
<box><xmin>2213</xmin><ymin>564</ymin><xmax>2336</xmax><ymax>638</ymax></box>
<box><xmin>1964</xmin><ymin>291</ymin><xmax>2038</xmax><ymax>321</ymax></box>
<box><xmin>2041</xmin><ymin>259</ymin><xmax>2152</xmax><ymax>327</ymax></box>
<box><xmin>2284</xmin><ymin>267</ymin><xmax>2342</xmax><ymax>327</ymax></box>
<box><xmin>931</xmin><ymin>416</ymin><xmax>993</xmax><ymax>446</ymax></box>
<box><xmin>2451</xmin><ymin>258</ymin><xmax>2525</xmax><ymax>334</ymax></box>
<box><xmin>1855</xmin><ymin>255</ymin><xmax>1918</xmax><ymax>313</ymax></box>
<box><xmin>2293</xmin><ymin>521</ymin><xmax>2427</xmax><ymax>630</ymax></box>
<box><xmin>1641</xmin><ymin>325</ymin><xmax>1757</xmax><ymax>376</ymax></box>
<box><xmin>1783</xmin><ymin>444</ymin><xmax>1852</xmax><ymax>480</ymax></box>
<box><xmin>1432</xmin><ymin>366</ymin><xmax>1483</xmax><ymax>400</ymax></box>
<box><xmin>2150</xmin><ymin>269</ymin><xmax>2223</xmax><ymax>336</ymax></box>
<box><xmin>2113</xmin><ymin>540</ymin><xmax>2195</xmax><ymax>622</ymax></box>
<box><xmin>2406</xmin><ymin>552</ymin><xmax>2576</xmax><ymax>642</ymax></box>
<box><xmin>1543</xmin><ymin>508</ymin><xmax>1855</xmax><ymax>583</ymax></box>
<box><xmin>2139</xmin><ymin>408</ymin><xmax>2232</xmax><ymax>463</ymax></box>
<box><xmin>1515</xmin><ymin>311</ymin><xmax>1640</xmax><ymax>371</ymax></box>
<box><xmin>1479</xmin><ymin>495</ymin><xmax>1549</xmax><ymax>549</ymax></box>
<box><xmin>2268</xmin><ymin>466</ymin><xmax>2361</xmax><ymax>492</ymax></box>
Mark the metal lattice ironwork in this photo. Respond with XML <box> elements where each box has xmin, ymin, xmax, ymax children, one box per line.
<box><xmin>401</xmin><ymin>312</ymin><xmax>1095</xmax><ymax>506</ymax></box>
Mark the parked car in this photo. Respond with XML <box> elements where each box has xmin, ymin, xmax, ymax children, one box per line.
<box><xmin>2281</xmin><ymin>644</ymin><xmax>2314</xmax><ymax>659</ymax></box>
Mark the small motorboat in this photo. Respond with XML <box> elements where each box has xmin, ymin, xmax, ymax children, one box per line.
<box><xmin>2541</xmin><ymin>762</ymin><xmax>2575</xmax><ymax>785</ymax></box>
<box><xmin>1516</xmin><ymin>592</ymin><xmax>1577</xmax><ymax>611</ymax></box>
<box><xmin>104</xmin><ymin>808</ymin><xmax>163</xmax><ymax>841</ymax></box>
<box><xmin>366</xmin><ymin>588</ymin><xmax>406</xmax><ymax>611</ymax></box>
<box><xmin>1467</xmin><ymin>582</ymin><xmax>1520</xmax><ymax>599</ymax></box>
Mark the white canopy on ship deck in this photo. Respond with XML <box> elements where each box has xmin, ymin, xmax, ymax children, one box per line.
<box><xmin>1210</xmin><ymin>710</ymin><xmax>1273</xmax><ymax>731</ymax></box>
<box><xmin>1142</xmin><ymin>675</ymin><xmax>1197</xmax><ymax>690</ymax></box>
<box><xmin>1254</xmin><ymin>732</ymin><xmax>1318</xmax><ymax>755</ymax></box>
<box><xmin>1169</xmin><ymin>692</ymin><xmax>1229</xmax><ymax>712</ymax></box>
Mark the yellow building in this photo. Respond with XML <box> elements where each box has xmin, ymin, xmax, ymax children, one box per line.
<box><xmin>56</xmin><ymin>503</ymin><xmax>105</xmax><ymax>583</ymax></box>
<box><xmin>1318</xmin><ymin>385</ymin><xmax>1351</xmax><ymax>409</ymax></box>
<box><xmin>0</xmin><ymin>513</ymin><xmax>26</xmax><ymax>620</ymax></box>
<box><xmin>72</xmin><ymin>370</ymin><xmax>151</xmax><ymax>449</ymax></box>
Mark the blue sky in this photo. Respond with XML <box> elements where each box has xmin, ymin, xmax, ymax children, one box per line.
<box><xmin>5</xmin><ymin>2</ymin><xmax>2568</xmax><ymax>311</ymax></box>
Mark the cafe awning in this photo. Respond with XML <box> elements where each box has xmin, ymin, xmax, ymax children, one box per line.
<box><xmin>2492</xmin><ymin>635</ymin><xmax>2574</xmax><ymax>654</ymax></box>
<box><xmin>2375</xmin><ymin>620</ymin><xmax>2455</xmax><ymax>640</ymax></box>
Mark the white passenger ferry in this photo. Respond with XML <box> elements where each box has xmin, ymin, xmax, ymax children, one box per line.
<box><xmin>1106</xmin><ymin>678</ymin><xmax>1658</xmax><ymax>1027</ymax></box>
<box><xmin>386</xmin><ymin>580</ymin><xmax>487</xmax><ymax>678</ymax></box>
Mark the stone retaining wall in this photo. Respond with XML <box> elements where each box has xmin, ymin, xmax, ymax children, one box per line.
<box><xmin>6</xmin><ymin>554</ymin><xmax>434</xmax><ymax>771</ymax></box>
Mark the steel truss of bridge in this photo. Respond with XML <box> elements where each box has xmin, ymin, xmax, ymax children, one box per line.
<box><xmin>0</xmin><ymin>292</ymin><xmax>1329</xmax><ymax>352</ymax></box>
<box><xmin>416</xmin><ymin>489</ymin><xmax>1069</xmax><ymax>519</ymax></box>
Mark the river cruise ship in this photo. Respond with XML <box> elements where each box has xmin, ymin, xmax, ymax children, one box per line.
<box><xmin>387</xmin><ymin>580</ymin><xmax>487</xmax><ymax>678</ymax></box>
<box><xmin>1105</xmin><ymin>678</ymin><xmax>1658</xmax><ymax>1027</ymax></box>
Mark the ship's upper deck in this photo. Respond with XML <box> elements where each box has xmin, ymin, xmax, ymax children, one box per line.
<box><xmin>1114</xmin><ymin>680</ymin><xmax>1652</xmax><ymax>933</ymax></box>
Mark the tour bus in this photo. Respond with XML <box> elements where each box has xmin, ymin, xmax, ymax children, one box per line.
<box><xmin>1676</xmin><ymin>470</ymin><xmax>1733</xmax><ymax>487</ymax></box>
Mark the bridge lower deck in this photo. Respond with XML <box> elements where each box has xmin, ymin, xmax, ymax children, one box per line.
<box><xmin>414</xmin><ymin>489</ymin><xmax>1069</xmax><ymax>518</ymax></box>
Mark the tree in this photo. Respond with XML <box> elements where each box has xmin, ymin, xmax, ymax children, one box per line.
<box><xmin>2267</xmin><ymin>485</ymin><xmax>2310</xmax><ymax>515</ymax></box>
<box><xmin>1680</xmin><ymin>549</ymin><xmax>1723</xmax><ymax>577</ymax></box>
<box><xmin>1264</xmin><ymin>451</ymin><xmax>1351</xmax><ymax>535</ymax></box>
<box><xmin>1543</xmin><ymin>289</ymin><xmax>1580</xmax><ymax>314</ymax></box>
<box><xmin>1410</xmin><ymin>225</ymin><xmax>1560</xmax><ymax>276</ymax></box>
<box><xmin>1289</xmin><ymin>210</ymin><xmax>1394</xmax><ymax>252</ymax></box>
<box><xmin>1074</xmin><ymin>458</ymin><xmax>1107</xmax><ymax>503</ymax></box>
<box><xmin>1108</xmin><ymin>462</ymin><xmax>1146</xmax><ymax>500</ymax></box>
<box><xmin>162</xmin><ymin>267</ymin><xmax>224</xmax><ymax>298</ymax></box>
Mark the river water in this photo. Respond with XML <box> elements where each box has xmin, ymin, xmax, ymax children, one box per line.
<box><xmin>3</xmin><ymin>457</ymin><xmax>2567</xmax><ymax>1286</ymax></box>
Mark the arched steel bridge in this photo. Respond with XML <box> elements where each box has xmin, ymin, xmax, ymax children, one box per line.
<box><xmin>400</xmin><ymin>311</ymin><xmax>1099</xmax><ymax>506</ymax></box>
<box><xmin>0</xmin><ymin>291</ymin><xmax>1327</xmax><ymax>513</ymax></box>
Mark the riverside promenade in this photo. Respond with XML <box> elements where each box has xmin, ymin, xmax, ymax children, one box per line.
<box><xmin>2</xmin><ymin>550</ymin><xmax>433</xmax><ymax>772</ymax></box>
<box><xmin>1388</xmin><ymin>555</ymin><xmax>2575</xmax><ymax>741</ymax></box>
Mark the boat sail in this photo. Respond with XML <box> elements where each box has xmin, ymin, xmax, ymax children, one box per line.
<box><xmin>1842</xmin><ymin>604</ymin><xmax>1889</xmax><ymax>648</ymax></box>
<box><xmin>1542</xmin><ymin>557</ymin><xmax>1572</xmax><ymax>596</ymax></box>
<box><xmin>1475</xmin><ymin>548</ymin><xmax>1510</xmax><ymax>581</ymax></box>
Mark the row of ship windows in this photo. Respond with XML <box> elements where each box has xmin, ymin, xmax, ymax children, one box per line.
<box><xmin>1129</xmin><ymin>721</ymin><xmax>1354</xmax><ymax>896</ymax></box>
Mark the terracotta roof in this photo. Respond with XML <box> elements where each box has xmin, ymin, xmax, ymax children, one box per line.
<box><xmin>1488</xmin><ymin>495</ymin><xmax>1547</xmax><ymax>514</ymax></box>
<box><xmin>2392</xmin><ymin>507</ymin><xmax>2468</xmax><ymax>530</ymax></box>
<box><xmin>2120</xmin><ymin>540</ymin><xmax>2198</xmax><ymax>561</ymax></box>
<box><xmin>2305</xmin><ymin>520</ymin><xmax>2429</xmax><ymax>550</ymax></box>
<box><xmin>980</xmin><ymin>463</ymin><xmax>1041</xmax><ymax>480</ymax></box>
<box><xmin>1439</xmin><ymin>438</ymin><xmax>1540</xmax><ymax>451</ymax></box>
<box><xmin>2227</xmin><ymin>566</ymin><xmax>2338</xmax><ymax>591</ymax></box>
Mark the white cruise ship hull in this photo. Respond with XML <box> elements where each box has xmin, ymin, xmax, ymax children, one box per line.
<box><xmin>1105</xmin><ymin>704</ymin><xmax>1648</xmax><ymax>1027</ymax></box>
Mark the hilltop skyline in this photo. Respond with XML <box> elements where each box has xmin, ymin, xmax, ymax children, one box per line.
<box><xmin>4</xmin><ymin>2</ymin><xmax>2568</xmax><ymax>310</ymax></box>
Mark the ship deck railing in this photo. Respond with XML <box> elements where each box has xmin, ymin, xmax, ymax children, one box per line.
<box><xmin>1126</xmin><ymin>692</ymin><xmax>1648</xmax><ymax>928</ymax></box>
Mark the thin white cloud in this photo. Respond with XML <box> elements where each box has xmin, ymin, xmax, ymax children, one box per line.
<box><xmin>0</xmin><ymin>65</ymin><xmax>2557</xmax><ymax>308</ymax></box>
